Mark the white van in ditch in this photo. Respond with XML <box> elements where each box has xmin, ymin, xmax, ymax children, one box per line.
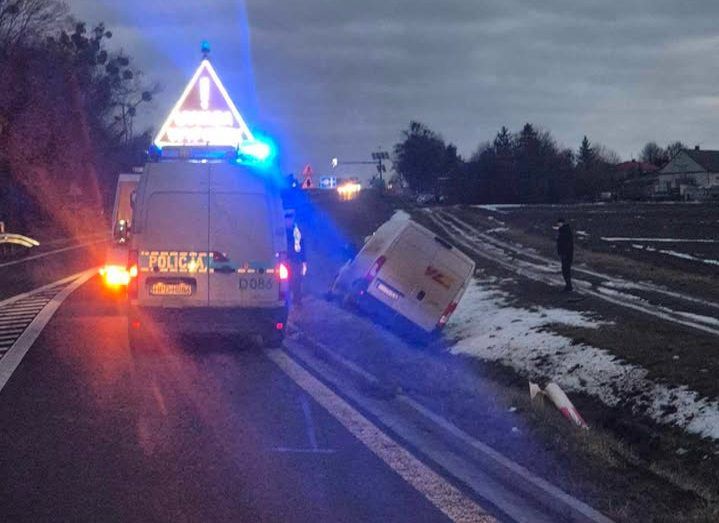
<box><xmin>331</xmin><ymin>213</ymin><xmax>475</xmax><ymax>336</ymax></box>
<box><xmin>127</xmin><ymin>159</ymin><xmax>289</xmax><ymax>347</ymax></box>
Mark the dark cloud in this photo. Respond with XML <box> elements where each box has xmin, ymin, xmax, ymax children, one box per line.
<box><xmin>68</xmin><ymin>0</ymin><xmax>719</xmax><ymax>177</ymax></box>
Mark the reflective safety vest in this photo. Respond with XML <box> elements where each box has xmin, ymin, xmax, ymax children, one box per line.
<box><xmin>287</xmin><ymin>224</ymin><xmax>306</xmax><ymax>263</ymax></box>
<box><xmin>293</xmin><ymin>224</ymin><xmax>302</xmax><ymax>254</ymax></box>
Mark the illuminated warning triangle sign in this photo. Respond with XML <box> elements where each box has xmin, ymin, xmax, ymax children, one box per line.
<box><xmin>154</xmin><ymin>59</ymin><xmax>254</xmax><ymax>148</ymax></box>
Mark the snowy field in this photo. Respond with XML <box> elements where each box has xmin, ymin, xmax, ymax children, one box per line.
<box><xmin>447</xmin><ymin>276</ymin><xmax>719</xmax><ymax>441</ymax></box>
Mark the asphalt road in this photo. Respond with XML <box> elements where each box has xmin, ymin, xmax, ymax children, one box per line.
<box><xmin>0</xmin><ymin>276</ymin><xmax>457</xmax><ymax>522</ymax></box>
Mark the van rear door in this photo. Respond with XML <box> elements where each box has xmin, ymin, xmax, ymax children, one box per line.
<box><xmin>208</xmin><ymin>164</ymin><xmax>279</xmax><ymax>307</ymax></box>
<box><xmin>137</xmin><ymin>163</ymin><xmax>210</xmax><ymax>307</ymax></box>
<box><xmin>370</xmin><ymin>224</ymin><xmax>436</xmax><ymax>327</ymax></box>
<box><xmin>371</xmin><ymin>223</ymin><xmax>467</xmax><ymax>331</ymax></box>
<box><xmin>420</xmin><ymin>238</ymin><xmax>472</xmax><ymax>329</ymax></box>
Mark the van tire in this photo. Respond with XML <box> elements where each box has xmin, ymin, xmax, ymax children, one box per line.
<box><xmin>341</xmin><ymin>279</ymin><xmax>367</xmax><ymax>309</ymax></box>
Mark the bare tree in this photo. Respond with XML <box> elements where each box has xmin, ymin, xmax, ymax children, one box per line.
<box><xmin>595</xmin><ymin>144</ymin><xmax>621</xmax><ymax>165</ymax></box>
<box><xmin>665</xmin><ymin>141</ymin><xmax>685</xmax><ymax>160</ymax></box>
<box><xmin>639</xmin><ymin>141</ymin><xmax>667</xmax><ymax>167</ymax></box>
<box><xmin>0</xmin><ymin>0</ymin><xmax>67</xmax><ymax>50</ymax></box>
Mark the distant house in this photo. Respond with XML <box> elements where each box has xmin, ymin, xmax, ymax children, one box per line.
<box><xmin>653</xmin><ymin>147</ymin><xmax>719</xmax><ymax>200</ymax></box>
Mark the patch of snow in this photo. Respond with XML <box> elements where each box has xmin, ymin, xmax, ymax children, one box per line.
<box><xmin>485</xmin><ymin>227</ymin><xmax>510</xmax><ymax>234</ymax></box>
<box><xmin>473</xmin><ymin>204</ymin><xmax>524</xmax><ymax>213</ymax></box>
<box><xmin>657</xmin><ymin>249</ymin><xmax>719</xmax><ymax>267</ymax></box>
<box><xmin>447</xmin><ymin>280</ymin><xmax>719</xmax><ymax>441</ymax></box>
<box><xmin>603</xmin><ymin>237</ymin><xmax>718</xmax><ymax>243</ymax></box>
<box><xmin>391</xmin><ymin>209</ymin><xmax>411</xmax><ymax>221</ymax></box>
<box><xmin>487</xmin><ymin>216</ymin><xmax>507</xmax><ymax>226</ymax></box>
<box><xmin>630</xmin><ymin>244</ymin><xmax>719</xmax><ymax>267</ymax></box>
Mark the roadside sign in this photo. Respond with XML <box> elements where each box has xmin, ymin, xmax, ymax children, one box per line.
<box><xmin>301</xmin><ymin>164</ymin><xmax>314</xmax><ymax>189</ymax></box>
<box><xmin>320</xmin><ymin>176</ymin><xmax>337</xmax><ymax>189</ymax></box>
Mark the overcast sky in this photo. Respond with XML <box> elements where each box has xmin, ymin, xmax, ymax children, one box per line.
<box><xmin>68</xmin><ymin>0</ymin><xmax>719</xmax><ymax>178</ymax></box>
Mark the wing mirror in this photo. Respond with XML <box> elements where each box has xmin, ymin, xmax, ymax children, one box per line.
<box><xmin>113</xmin><ymin>219</ymin><xmax>130</xmax><ymax>244</ymax></box>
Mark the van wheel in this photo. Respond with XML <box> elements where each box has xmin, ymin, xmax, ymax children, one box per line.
<box><xmin>263</xmin><ymin>331</ymin><xmax>284</xmax><ymax>348</ymax></box>
<box><xmin>341</xmin><ymin>279</ymin><xmax>366</xmax><ymax>309</ymax></box>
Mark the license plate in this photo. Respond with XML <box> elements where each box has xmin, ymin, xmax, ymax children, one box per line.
<box><xmin>239</xmin><ymin>277</ymin><xmax>274</xmax><ymax>291</ymax></box>
<box><xmin>149</xmin><ymin>281</ymin><xmax>194</xmax><ymax>296</ymax></box>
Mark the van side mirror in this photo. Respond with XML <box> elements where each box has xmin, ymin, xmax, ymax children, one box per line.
<box><xmin>113</xmin><ymin>219</ymin><xmax>130</xmax><ymax>244</ymax></box>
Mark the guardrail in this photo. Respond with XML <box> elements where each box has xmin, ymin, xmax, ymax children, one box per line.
<box><xmin>0</xmin><ymin>234</ymin><xmax>40</xmax><ymax>249</ymax></box>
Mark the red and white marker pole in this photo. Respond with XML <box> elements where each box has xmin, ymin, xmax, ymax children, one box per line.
<box><xmin>544</xmin><ymin>382</ymin><xmax>588</xmax><ymax>429</ymax></box>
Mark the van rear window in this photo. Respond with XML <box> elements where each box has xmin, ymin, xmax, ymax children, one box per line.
<box><xmin>145</xmin><ymin>192</ymin><xmax>209</xmax><ymax>250</ymax></box>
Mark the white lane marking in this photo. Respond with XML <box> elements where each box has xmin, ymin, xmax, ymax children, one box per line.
<box><xmin>271</xmin><ymin>447</ymin><xmax>335</xmax><ymax>454</ymax></box>
<box><xmin>0</xmin><ymin>269</ymin><xmax>96</xmax><ymax>394</ymax></box>
<box><xmin>0</xmin><ymin>319</ymin><xmax>32</xmax><ymax>329</ymax></box>
<box><xmin>266</xmin><ymin>349</ymin><xmax>494</xmax><ymax>523</ymax></box>
<box><xmin>0</xmin><ymin>305</ymin><xmax>45</xmax><ymax>313</ymax></box>
<box><xmin>0</xmin><ymin>271</ymin><xmax>81</xmax><ymax>308</ymax></box>
<box><xmin>0</xmin><ymin>239</ymin><xmax>105</xmax><ymax>269</ymax></box>
<box><xmin>0</xmin><ymin>314</ymin><xmax>37</xmax><ymax>324</ymax></box>
<box><xmin>300</xmin><ymin>395</ymin><xmax>320</xmax><ymax>450</ymax></box>
<box><xmin>0</xmin><ymin>330</ymin><xmax>25</xmax><ymax>337</ymax></box>
<box><xmin>0</xmin><ymin>312</ymin><xmax>41</xmax><ymax>320</ymax></box>
<box><xmin>0</xmin><ymin>316</ymin><xmax>37</xmax><ymax>324</ymax></box>
<box><xmin>8</xmin><ymin>299</ymin><xmax>48</xmax><ymax>305</ymax></box>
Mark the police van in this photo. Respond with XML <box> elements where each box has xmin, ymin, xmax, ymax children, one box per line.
<box><xmin>127</xmin><ymin>159</ymin><xmax>289</xmax><ymax>347</ymax></box>
<box><xmin>331</xmin><ymin>213</ymin><xmax>474</xmax><ymax>336</ymax></box>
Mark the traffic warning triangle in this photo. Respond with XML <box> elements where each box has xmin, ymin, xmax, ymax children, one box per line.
<box><xmin>301</xmin><ymin>164</ymin><xmax>314</xmax><ymax>188</ymax></box>
<box><xmin>154</xmin><ymin>60</ymin><xmax>254</xmax><ymax>148</ymax></box>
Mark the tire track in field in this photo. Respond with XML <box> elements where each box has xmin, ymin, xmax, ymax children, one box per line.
<box><xmin>427</xmin><ymin>209</ymin><xmax>719</xmax><ymax>338</ymax></box>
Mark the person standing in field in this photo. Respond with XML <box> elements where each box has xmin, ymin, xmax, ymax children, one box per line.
<box><xmin>555</xmin><ymin>218</ymin><xmax>574</xmax><ymax>292</ymax></box>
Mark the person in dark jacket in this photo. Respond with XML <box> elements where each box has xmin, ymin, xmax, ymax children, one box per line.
<box><xmin>556</xmin><ymin>218</ymin><xmax>574</xmax><ymax>292</ymax></box>
<box><xmin>285</xmin><ymin>210</ymin><xmax>307</xmax><ymax>306</ymax></box>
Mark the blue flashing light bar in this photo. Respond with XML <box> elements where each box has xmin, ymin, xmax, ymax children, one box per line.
<box><xmin>238</xmin><ymin>141</ymin><xmax>272</xmax><ymax>162</ymax></box>
<box><xmin>149</xmin><ymin>139</ymin><xmax>277</xmax><ymax>166</ymax></box>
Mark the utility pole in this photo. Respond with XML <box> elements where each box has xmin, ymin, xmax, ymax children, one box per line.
<box><xmin>332</xmin><ymin>149</ymin><xmax>390</xmax><ymax>182</ymax></box>
<box><xmin>371</xmin><ymin>150</ymin><xmax>390</xmax><ymax>182</ymax></box>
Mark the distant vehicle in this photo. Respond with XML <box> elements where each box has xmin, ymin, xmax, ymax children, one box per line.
<box><xmin>127</xmin><ymin>160</ymin><xmax>289</xmax><ymax>347</ymax></box>
<box><xmin>416</xmin><ymin>193</ymin><xmax>435</xmax><ymax>205</ymax></box>
<box><xmin>331</xmin><ymin>215</ymin><xmax>475</xmax><ymax>336</ymax></box>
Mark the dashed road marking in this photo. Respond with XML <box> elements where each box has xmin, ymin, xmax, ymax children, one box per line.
<box><xmin>0</xmin><ymin>269</ymin><xmax>96</xmax><ymax>392</ymax></box>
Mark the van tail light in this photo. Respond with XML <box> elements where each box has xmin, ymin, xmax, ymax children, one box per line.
<box><xmin>278</xmin><ymin>263</ymin><xmax>289</xmax><ymax>281</ymax></box>
<box><xmin>276</xmin><ymin>252</ymin><xmax>289</xmax><ymax>301</ymax></box>
<box><xmin>365</xmin><ymin>255</ymin><xmax>386</xmax><ymax>282</ymax></box>
<box><xmin>128</xmin><ymin>249</ymin><xmax>139</xmax><ymax>298</ymax></box>
<box><xmin>438</xmin><ymin>301</ymin><xmax>458</xmax><ymax>328</ymax></box>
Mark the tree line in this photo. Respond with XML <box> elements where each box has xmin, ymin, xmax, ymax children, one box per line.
<box><xmin>0</xmin><ymin>0</ymin><xmax>155</xmax><ymax>235</ymax></box>
<box><xmin>392</xmin><ymin>121</ymin><xmax>685</xmax><ymax>204</ymax></box>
